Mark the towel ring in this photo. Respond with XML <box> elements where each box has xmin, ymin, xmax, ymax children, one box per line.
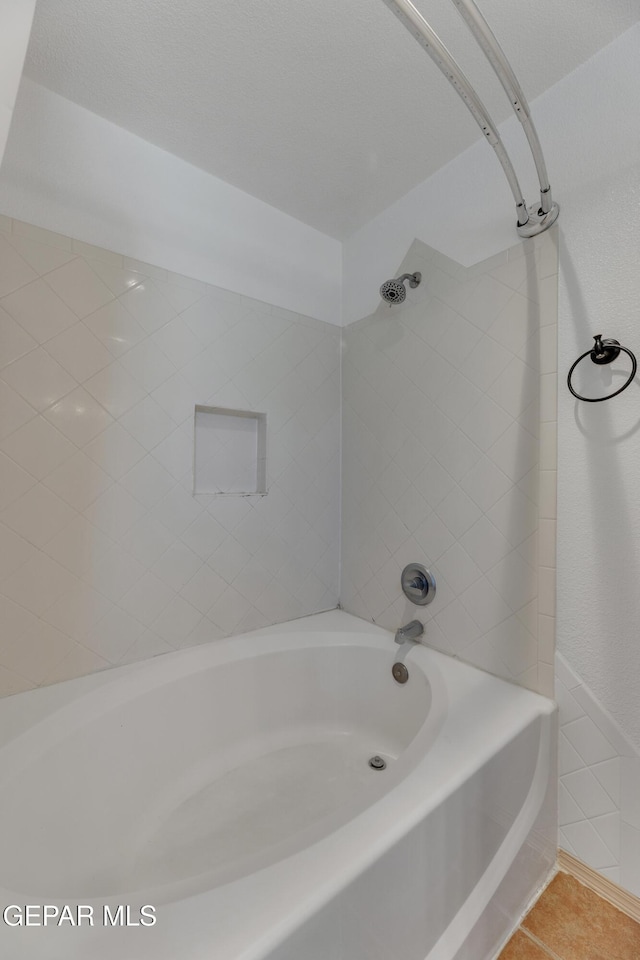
<box><xmin>567</xmin><ymin>335</ymin><xmax>637</xmax><ymax>402</ymax></box>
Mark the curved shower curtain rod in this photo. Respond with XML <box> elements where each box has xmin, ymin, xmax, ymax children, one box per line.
<box><xmin>382</xmin><ymin>0</ymin><xmax>560</xmax><ymax>237</ymax></box>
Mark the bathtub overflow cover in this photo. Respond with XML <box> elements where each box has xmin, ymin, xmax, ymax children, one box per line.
<box><xmin>368</xmin><ymin>755</ymin><xmax>387</xmax><ymax>770</ymax></box>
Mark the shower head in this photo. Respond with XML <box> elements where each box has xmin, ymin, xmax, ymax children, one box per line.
<box><xmin>379</xmin><ymin>272</ymin><xmax>421</xmax><ymax>305</ymax></box>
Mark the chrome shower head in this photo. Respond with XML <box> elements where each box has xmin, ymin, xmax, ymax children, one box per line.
<box><xmin>379</xmin><ymin>272</ymin><xmax>421</xmax><ymax>305</ymax></box>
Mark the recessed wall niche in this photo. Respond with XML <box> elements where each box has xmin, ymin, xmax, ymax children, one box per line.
<box><xmin>193</xmin><ymin>406</ymin><xmax>267</xmax><ymax>496</ymax></box>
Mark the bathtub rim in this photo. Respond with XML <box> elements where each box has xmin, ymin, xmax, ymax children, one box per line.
<box><xmin>0</xmin><ymin>609</ymin><xmax>557</xmax><ymax>960</ymax></box>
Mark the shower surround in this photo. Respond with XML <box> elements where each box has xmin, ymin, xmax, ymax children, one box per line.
<box><xmin>0</xmin><ymin>218</ymin><xmax>340</xmax><ymax>696</ymax></box>
<box><xmin>341</xmin><ymin>234</ymin><xmax>558</xmax><ymax>697</ymax></box>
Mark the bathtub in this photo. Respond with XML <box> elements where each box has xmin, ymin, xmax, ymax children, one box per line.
<box><xmin>0</xmin><ymin>609</ymin><xmax>556</xmax><ymax>960</ymax></box>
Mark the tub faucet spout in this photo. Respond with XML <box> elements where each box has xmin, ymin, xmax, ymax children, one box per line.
<box><xmin>394</xmin><ymin>620</ymin><xmax>424</xmax><ymax>645</ymax></box>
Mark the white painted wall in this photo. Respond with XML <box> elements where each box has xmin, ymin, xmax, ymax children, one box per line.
<box><xmin>345</xmin><ymin>24</ymin><xmax>640</xmax><ymax>753</ymax></box>
<box><xmin>0</xmin><ymin>79</ymin><xmax>342</xmax><ymax>326</ymax></box>
<box><xmin>0</xmin><ymin>0</ymin><xmax>36</xmax><ymax>165</ymax></box>
<box><xmin>343</xmin><ymin>23</ymin><xmax>640</xmax><ymax>326</ymax></box>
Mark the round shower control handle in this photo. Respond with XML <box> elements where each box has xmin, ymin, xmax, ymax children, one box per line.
<box><xmin>401</xmin><ymin>563</ymin><xmax>436</xmax><ymax>606</ymax></box>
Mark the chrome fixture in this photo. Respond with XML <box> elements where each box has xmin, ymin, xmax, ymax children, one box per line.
<box><xmin>379</xmin><ymin>271</ymin><xmax>421</xmax><ymax>305</ymax></box>
<box><xmin>394</xmin><ymin>620</ymin><xmax>424</xmax><ymax>645</ymax></box>
<box><xmin>380</xmin><ymin>0</ymin><xmax>559</xmax><ymax>237</ymax></box>
<box><xmin>392</xmin><ymin>620</ymin><xmax>424</xmax><ymax>684</ymax></box>
<box><xmin>368</xmin><ymin>755</ymin><xmax>387</xmax><ymax>769</ymax></box>
<box><xmin>401</xmin><ymin>563</ymin><xmax>436</xmax><ymax>605</ymax></box>
<box><xmin>392</xmin><ymin>662</ymin><xmax>409</xmax><ymax>684</ymax></box>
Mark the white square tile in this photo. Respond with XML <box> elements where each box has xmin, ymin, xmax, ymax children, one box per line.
<box><xmin>1</xmin><ymin>278</ymin><xmax>77</xmax><ymax>344</ymax></box>
<box><xmin>0</xmin><ymin>594</ymin><xmax>40</xmax><ymax>642</ymax></box>
<box><xmin>152</xmin><ymin>595</ymin><xmax>203</xmax><ymax>646</ymax></box>
<box><xmin>119</xmin><ymin>455</ymin><xmax>176</xmax><ymax>508</ymax></box>
<box><xmin>43</xmin><ymin>514</ymin><xmax>114</xmax><ymax>577</ymax></box>
<box><xmin>433</xmin><ymin>599</ymin><xmax>481</xmax><ymax>650</ymax></box>
<box><xmin>0</xmin><ymin>304</ymin><xmax>38</xmax><ymax>368</ymax></box>
<box><xmin>621</xmin><ymin>823</ymin><xmax>640</xmax><ymax>897</ymax></box>
<box><xmin>121</xmin><ymin>516</ymin><xmax>175</xmax><ymax>567</ymax></box>
<box><xmin>0</xmin><ymin>380</ymin><xmax>36</xmax><ymax>440</ymax></box>
<box><xmin>151</xmin><ymin>483</ymin><xmax>202</xmax><ymax>536</ymax></box>
<box><xmin>0</xmin><ymin>523</ymin><xmax>38</xmax><ymax>581</ymax></box>
<box><xmin>0</xmin><ymin>451</ymin><xmax>38</xmax><ymax>510</ymax></box>
<box><xmin>488</xmin><ymin>421</ymin><xmax>538</xmax><ymax>483</ymax></box>
<box><xmin>84</xmin><ymin>606</ymin><xmax>145</xmax><ymax>663</ymax></box>
<box><xmin>1</xmin><ymin>347</ymin><xmax>77</xmax><ymax>411</ymax></box>
<box><xmin>83</xmin><ymin>362</ymin><xmax>147</xmax><ymax>419</ymax></box>
<box><xmin>11</xmin><ymin>221</ymin><xmax>71</xmax><ymax>250</ymax></box>
<box><xmin>119</xmin><ymin>339</ymin><xmax>177</xmax><ymax>392</ymax></box>
<box><xmin>559</xmin><ymin>732</ymin><xmax>585</xmax><ymax>776</ymax></box>
<box><xmin>409</xmin><ymin>512</ymin><xmax>453</xmax><ymax>566</ymax></box>
<box><xmin>83</xmin><ymin>300</ymin><xmax>147</xmax><ymax>357</ymax></box>
<box><xmin>150</xmin><ymin>373</ymin><xmax>198</xmax><ymax>424</ymax></box>
<box><xmin>562</xmin><ymin>820</ymin><xmax>617</xmax><ymax>871</ymax></box>
<box><xmin>436</xmin><ymin>542</ymin><xmax>482</xmax><ymax>595</ymax></box>
<box><xmin>44</xmin><ymin>582</ymin><xmax>113</xmax><ymax>641</ymax></box>
<box><xmin>44</xmin><ymin>258</ymin><xmax>114</xmax><ymax>318</ymax></box>
<box><xmin>0</xmin><ymin>234</ymin><xmax>38</xmax><ymax>297</ymax></box>
<box><xmin>154</xmin><ymin>278</ymin><xmax>205</xmax><ymax>313</ymax></box>
<box><xmin>84</xmin><ymin>422</ymin><xmax>147</xmax><ymax>479</ymax></box>
<box><xmin>434</xmin><ymin>430</ymin><xmax>482</xmax><ymax>483</ymax></box>
<box><xmin>119</xmin><ymin>396</ymin><xmax>176</xmax><ymax>451</ymax></box>
<box><xmin>487</xmin><ymin>549</ymin><xmax>536</xmax><ymax>612</ymax></box>
<box><xmin>621</xmin><ymin>758</ymin><xmax>640</xmax><ymax>829</ymax></box>
<box><xmin>120</xmin><ymin>572</ymin><xmax>175</xmax><ymax>625</ymax></box>
<box><xmin>42</xmin><ymin>451</ymin><xmax>113</xmax><ymax>510</ymax></box>
<box><xmin>152</xmin><ymin>316</ymin><xmax>202</xmax><ymax>368</ymax></box>
<box><xmin>0</xmin><ymin>553</ymin><xmax>78</xmax><ymax>615</ymax></box>
<box><xmin>208</xmin><ymin>536</ymin><xmax>252</xmax><ymax>583</ymax></box>
<box><xmin>83</xmin><ymin>484</ymin><xmax>148</xmax><ymax>540</ymax></box>
<box><xmin>0</xmin><ymin>617</ymin><xmax>73</xmax><ymax>685</ymax></box>
<box><xmin>44</xmin><ymin>644</ymin><xmax>110</xmax><ymax>685</ymax></box>
<box><xmin>81</xmin><ymin>544</ymin><xmax>146</xmax><ymax>602</ymax></box>
<box><xmin>209</xmin><ymin>584</ymin><xmax>251</xmax><ymax>632</ymax></box>
<box><xmin>563</xmin><ymin>767</ymin><xmax>617</xmax><ymax>819</ymax></box>
<box><xmin>0</xmin><ymin>415</ymin><xmax>76</xmax><ymax>480</ymax></box>
<box><xmin>6</xmin><ymin>235</ymin><xmax>76</xmax><ymax>276</ymax></box>
<box><xmin>179</xmin><ymin>564</ymin><xmax>227</xmax><ymax>614</ymax></box>
<box><xmin>119</xmin><ymin>280</ymin><xmax>175</xmax><ymax>333</ymax></box>
<box><xmin>151</xmin><ymin>423</ymin><xmax>195</xmax><ymax>481</ymax></box>
<box><xmin>118</xmin><ymin>631</ymin><xmax>173</xmax><ymax>664</ymax></box>
<box><xmin>45</xmin><ymin>322</ymin><xmax>114</xmax><ymax>382</ymax></box>
<box><xmin>434</xmin><ymin>486</ymin><xmax>482</xmax><ymax>541</ymax></box>
<box><xmin>179</xmin><ymin>514</ymin><xmax>227</xmax><ymax>560</ymax></box>
<box><xmin>485</xmin><ymin>616</ymin><xmax>537</xmax><ymax>675</ymax></box>
<box><xmin>87</xmin><ymin>260</ymin><xmax>144</xmax><ymax>297</ymax></box>
<box><xmin>563</xmin><ymin>715</ymin><xmax>618</xmax><ymax>767</ymax></box>
<box><xmin>459</xmin><ymin>576</ymin><xmax>513</xmax><ymax>633</ymax></box>
<box><xmin>71</xmin><ymin>239</ymin><xmax>121</xmax><ymax>266</ymax></box>
<box><xmin>152</xmin><ymin>542</ymin><xmax>202</xmax><ymax>591</ymax></box>
<box><xmin>44</xmin><ymin>386</ymin><xmax>113</xmax><ymax>446</ymax></box>
<box><xmin>592</xmin><ymin>812</ymin><xmax>620</xmax><ymax>863</ymax></box>
<box><xmin>122</xmin><ymin>257</ymin><xmax>167</xmax><ymax>281</ymax></box>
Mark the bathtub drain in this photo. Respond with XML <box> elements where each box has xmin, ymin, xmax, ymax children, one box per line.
<box><xmin>368</xmin><ymin>755</ymin><xmax>387</xmax><ymax>770</ymax></box>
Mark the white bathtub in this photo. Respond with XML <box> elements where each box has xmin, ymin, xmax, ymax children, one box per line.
<box><xmin>0</xmin><ymin>610</ymin><xmax>556</xmax><ymax>960</ymax></box>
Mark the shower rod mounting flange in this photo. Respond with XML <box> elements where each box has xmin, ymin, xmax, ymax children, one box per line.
<box><xmin>516</xmin><ymin>201</ymin><xmax>560</xmax><ymax>238</ymax></box>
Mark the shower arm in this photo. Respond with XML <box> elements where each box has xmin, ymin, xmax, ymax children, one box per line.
<box><xmin>449</xmin><ymin>0</ymin><xmax>555</xmax><ymax>218</ymax></box>
<box><xmin>382</xmin><ymin>0</ymin><xmax>559</xmax><ymax>237</ymax></box>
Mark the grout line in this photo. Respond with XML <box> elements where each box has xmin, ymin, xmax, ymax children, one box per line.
<box><xmin>519</xmin><ymin>926</ymin><xmax>565</xmax><ymax>960</ymax></box>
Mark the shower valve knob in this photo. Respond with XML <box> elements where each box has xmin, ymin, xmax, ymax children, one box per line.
<box><xmin>401</xmin><ymin>563</ymin><xmax>436</xmax><ymax>605</ymax></box>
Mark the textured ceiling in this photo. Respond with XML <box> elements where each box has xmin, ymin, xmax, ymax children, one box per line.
<box><xmin>24</xmin><ymin>0</ymin><xmax>638</xmax><ymax>238</ymax></box>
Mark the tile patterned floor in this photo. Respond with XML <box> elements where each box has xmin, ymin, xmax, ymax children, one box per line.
<box><xmin>498</xmin><ymin>871</ymin><xmax>640</xmax><ymax>959</ymax></box>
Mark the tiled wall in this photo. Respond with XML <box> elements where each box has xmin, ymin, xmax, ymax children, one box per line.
<box><xmin>341</xmin><ymin>235</ymin><xmax>558</xmax><ymax>696</ymax></box>
<box><xmin>557</xmin><ymin>652</ymin><xmax>640</xmax><ymax>894</ymax></box>
<box><xmin>0</xmin><ymin>217</ymin><xmax>340</xmax><ymax>695</ymax></box>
